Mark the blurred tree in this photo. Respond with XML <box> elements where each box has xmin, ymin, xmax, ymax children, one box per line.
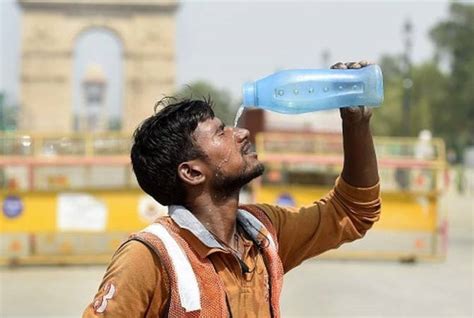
<box><xmin>372</xmin><ymin>57</ymin><xmax>447</xmax><ymax>137</ymax></box>
<box><xmin>371</xmin><ymin>55</ymin><xmax>405</xmax><ymax>136</ymax></box>
<box><xmin>175</xmin><ymin>81</ymin><xmax>237</xmax><ymax>125</ymax></box>
<box><xmin>430</xmin><ymin>2</ymin><xmax>474</xmax><ymax>156</ymax></box>
<box><xmin>410</xmin><ymin>62</ymin><xmax>448</xmax><ymax>136</ymax></box>
<box><xmin>0</xmin><ymin>93</ymin><xmax>18</xmax><ymax>131</ymax></box>
<box><xmin>373</xmin><ymin>3</ymin><xmax>473</xmax><ymax>161</ymax></box>
<box><xmin>108</xmin><ymin>117</ymin><xmax>122</xmax><ymax>131</ymax></box>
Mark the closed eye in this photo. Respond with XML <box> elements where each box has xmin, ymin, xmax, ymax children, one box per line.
<box><xmin>216</xmin><ymin>123</ymin><xmax>225</xmax><ymax>135</ymax></box>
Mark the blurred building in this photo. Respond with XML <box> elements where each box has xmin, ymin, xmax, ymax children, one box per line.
<box><xmin>18</xmin><ymin>0</ymin><xmax>178</xmax><ymax>132</ymax></box>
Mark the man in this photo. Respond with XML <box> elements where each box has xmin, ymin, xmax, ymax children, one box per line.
<box><xmin>83</xmin><ymin>61</ymin><xmax>381</xmax><ymax>317</ymax></box>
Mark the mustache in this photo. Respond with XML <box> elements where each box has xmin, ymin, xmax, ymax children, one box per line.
<box><xmin>241</xmin><ymin>141</ymin><xmax>255</xmax><ymax>154</ymax></box>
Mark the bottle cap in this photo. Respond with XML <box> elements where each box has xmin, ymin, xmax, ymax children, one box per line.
<box><xmin>242</xmin><ymin>82</ymin><xmax>256</xmax><ymax>106</ymax></box>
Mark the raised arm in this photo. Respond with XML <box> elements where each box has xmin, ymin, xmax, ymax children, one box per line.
<box><xmin>332</xmin><ymin>61</ymin><xmax>379</xmax><ymax>187</ymax></box>
<box><xmin>257</xmin><ymin>61</ymin><xmax>381</xmax><ymax>272</ymax></box>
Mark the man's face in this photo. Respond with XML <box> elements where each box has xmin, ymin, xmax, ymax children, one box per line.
<box><xmin>192</xmin><ymin>117</ymin><xmax>264</xmax><ymax>191</ymax></box>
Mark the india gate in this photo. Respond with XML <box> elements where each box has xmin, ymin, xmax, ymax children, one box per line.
<box><xmin>18</xmin><ymin>0</ymin><xmax>178</xmax><ymax>132</ymax></box>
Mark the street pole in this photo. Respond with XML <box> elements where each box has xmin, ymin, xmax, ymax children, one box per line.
<box><xmin>321</xmin><ymin>49</ymin><xmax>330</xmax><ymax>68</ymax></box>
<box><xmin>402</xmin><ymin>19</ymin><xmax>413</xmax><ymax>135</ymax></box>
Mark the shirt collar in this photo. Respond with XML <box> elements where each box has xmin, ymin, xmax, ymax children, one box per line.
<box><xmin>168</xmin><ymin>205</ymin><xmax>223</xmax><ymax>250</ymax></box>
<box><xmin>168</xmin><ymin>205</ymin><xmax>265</xmax><ymax>251</ymax></box>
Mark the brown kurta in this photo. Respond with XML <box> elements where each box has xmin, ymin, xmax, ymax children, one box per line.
<box><xmin>83</xmin><ymin>177</ymin><xmax>381</xmax><ymax>317</ymax></box>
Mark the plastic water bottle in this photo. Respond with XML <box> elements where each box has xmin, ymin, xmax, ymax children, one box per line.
<box><xmin>242</xmin><ymin>65</ymin><xmax>384</xmax><ymax>114</ymax></box>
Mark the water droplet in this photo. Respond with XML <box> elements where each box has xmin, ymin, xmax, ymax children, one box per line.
<box><xmin>338</xmin><ymin>85</ymin><xmax>343</xmax><ymax>90</ymax></box>
<box><xmin>323</xmin><ymin>87</ymin><xmax>329</xmax><ymax>92</ymax></box>
<box><xmin>293</xmin><ymin>89</ymin><xmax>299</xmax><ymax>95</ymax></box>
<box><xmin>352</xmin><ymin>84</ymin><xmax>358</xmax><ymax>90</ymax></box>
<box><xmin>278</xmin><ymin>89</ymin><xmax>285</xmax><ymax>96</ymax></box>
<box><xmin>308</xmin><ymin>88</ymin><xmax>314</xmax><ymax>93</ymax></box>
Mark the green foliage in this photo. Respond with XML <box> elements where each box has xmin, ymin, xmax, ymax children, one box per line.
<box><xmin>0</xmin><ymin>93</ymin><xmax>18</xmax><ymax>131</ymax></box>
<box><xmin>373</xmin><ymin>2</ymin><xmax>473</xmax><ymax>160</ymax></box>
<box><xmin>430</xmin><ymin>2</ymin><xmax>474</xmax><ymax>154</ymax></box>
<box><xmin>373</xmin><ymin>57</ymin><xmax>448</xmax><ymax>137</ymax></box>
<box><xmin>108</xmin><ymin>117</ymin><xmax>122</xmax><ymax>131</ymax></box>
<box><xmin>410</xmin><ymin>62</ymin><xmax>448</xmax><ymax>136</ymax></box>
<box><xmin>371</xmin><ymin>55</ymin><xmax>405</xmax><ymax>136</ymax></box>
<box><xmin>175</xmin><ymin>81</ymin><xmax>237</xmax><ymax>126</ymax></box>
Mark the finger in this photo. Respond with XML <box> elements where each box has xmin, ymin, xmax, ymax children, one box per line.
<box><xmin>347</xmin><ymin>61</ymin><xmax>363</xmax><ymax>69</ymax></box>
<box><xmin>350</xmin><ymin>106</ymin><xmax>361</xmax><ymax>113</ymax></box>
<box><xmin>359</xmin><ymin>60</ymin><xmax>368</xmax><ymax>67</ymax></box>
<box><xmin>356</xmin><ymin>105</ymin><xmax>372</xmax><ymax>119</ymax></box>
<box><xmin>345</xmin><ymin>62</ymin><xmax>356</xmax><ymax>68</ymax></box>
<box><xmin>331</xmin><ymin>62</ymin><xmax>346</xmax><ymax>69</ymax></box>
<box><xmin>362</xmin><ymin>106</ymin><xmax>373</xmax><ymax>118</ymax></box>
<box><xmin>340</xmin><ymin>106</ymin><xmax>359</xmax><ymax>114</ymax></box>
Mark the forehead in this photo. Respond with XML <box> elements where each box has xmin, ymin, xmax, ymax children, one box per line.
<box><xmin>193</xmin><ymin>117</ymin><xmax>223</xmax><ymax>138</ymax></box>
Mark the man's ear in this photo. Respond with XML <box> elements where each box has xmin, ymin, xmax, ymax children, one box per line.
<box><xmin>178</xmin><ymin>160</ymin><xmax>206</xmax><ymax>186</ymax></box>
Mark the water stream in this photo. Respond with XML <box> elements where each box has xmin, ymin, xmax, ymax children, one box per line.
<box><xmin>233</xmin><ymin>105</ymin><xmax>245</xmax><ymax>128</ymax></box>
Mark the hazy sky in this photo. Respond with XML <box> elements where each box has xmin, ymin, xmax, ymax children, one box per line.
<box><xmin>1</xmin><ymin>0</ymin><xmax>450</xmax><ymax>114</ymax></box>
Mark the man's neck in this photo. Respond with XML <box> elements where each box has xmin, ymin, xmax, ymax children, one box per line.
<box><xmin>185</xmin><ymin>193</ymin><xmax>240</xmax><ymax>247</ymax></box>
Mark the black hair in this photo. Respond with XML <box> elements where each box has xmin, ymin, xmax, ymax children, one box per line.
<box><xmin>131</xmin><ymin>97</ymin><xmax>215</xmax><ymax>206</ymax></box>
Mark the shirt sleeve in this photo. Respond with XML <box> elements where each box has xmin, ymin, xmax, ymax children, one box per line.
<box><xmin>256</xmin><ymin>176</ymin><xmax>381</xmax><ymax>273</ymax></box>
<box><xmin>82</xmin><ymin>240</ymin><xmax>169</xmax><ymax>317</ymax></box>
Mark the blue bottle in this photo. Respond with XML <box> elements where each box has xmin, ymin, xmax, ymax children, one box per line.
<box><xmin>242</xmin><ymin>65</ymin><xmax>384</xmax><ymax>114</ymax></box>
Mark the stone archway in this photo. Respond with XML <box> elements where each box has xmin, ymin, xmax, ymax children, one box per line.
<box><xmin>18</xmin><ymin>0</ymin><xmax>178</xmax><ymax>132</ymax></box>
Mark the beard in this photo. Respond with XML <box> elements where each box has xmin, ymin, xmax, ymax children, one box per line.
<box><xmin>211</xmin><ymin>161</ymin><xmax>265</xmax><ymax>196</ymax></box>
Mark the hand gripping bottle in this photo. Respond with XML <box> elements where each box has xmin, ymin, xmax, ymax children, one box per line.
<box><xmin>242</xmin><ymin>65</ymin><xmax>384</xmax><ymax>114</ymax></box>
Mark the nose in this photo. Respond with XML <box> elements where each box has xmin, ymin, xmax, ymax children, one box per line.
<box><xmin>233</xmin><ymin>127</ymin><xmax>250</xmax><ymax>142</ymax></box>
